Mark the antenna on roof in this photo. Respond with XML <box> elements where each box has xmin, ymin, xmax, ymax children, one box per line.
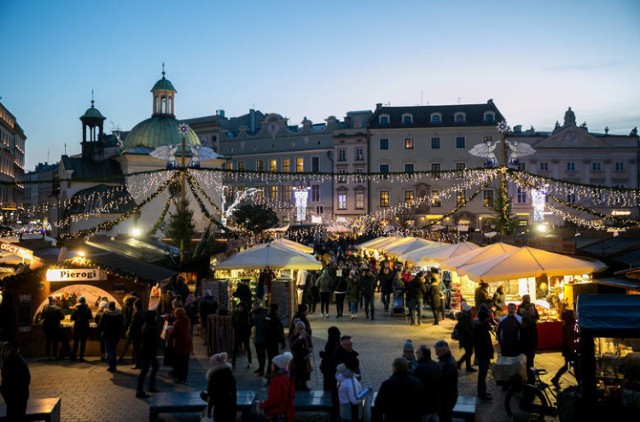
<box><xmin>421</xmin><ymin>90</ymin><xmax>424</xmax><ymax>105</ymax></box>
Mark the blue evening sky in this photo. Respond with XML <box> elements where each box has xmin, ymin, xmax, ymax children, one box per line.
<box><xmin>1</xmin><ymin>0</ymin><xmax>639</xmax><ymax>171</ymax></box>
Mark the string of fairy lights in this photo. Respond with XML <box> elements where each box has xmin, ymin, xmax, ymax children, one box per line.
<box><xmin>10</xmin><ymin>165</ymin><xmax>640</xmax><ymax>238</ymax></box>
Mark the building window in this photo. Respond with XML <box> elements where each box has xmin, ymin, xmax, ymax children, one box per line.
<box><xmin>338</xmin><ymin>192</ymin><xmax>347</xmax><ymax>210</ymax></box>
<box><xmin>567</xmin><ymin>192</ymin><xmax>576</xmax><ymax>203</ymax></box>
<box><xmin>269</xmin><ymin>159</ymin><xmax>277</xmax><ymax>172</ymax></box>
<box><xmin>379</xmin><ymin>114</ymin><xmax>390</xmax><ymax>125</ymax></box>
<box><xmin>224</xmin><ymin>162</ymin><xmax>233</xmax><ymax>171</ymax></box>
<box><xmin>337</xmin><ymin>168</ymin><xmax>347</xmax><ymax>184</ymax></box>
<box><xmin>456</xmin><ymin>137</ymin><xmax>465</xmax><ymax>149</ymax></box>
<box><xmin>405</xmin><ymin>138</ymin><xmax>414</xmax><ymax>149</ymax></box>
<box><xmin>456</xmin><ymin>162</ymin><xmax>465</xmax><ymax>179</ymax></box>
<box><xmin>517</xmin><ymin>187</ymin><xmax>527</xmax><ymax>204</ymax></box>
<box><xmin>431</xmin><ymin>163</ymin><xmax>441</xmax><ymax>179</ymax></box>
<box><xmin>591</xmin><ymin>161</ymin><xmax>602</xmax><ymax>171</ymax></box>
<box><xmin>282</xmin><ymin>185</ymin><xmax>292</xmax><ymax>202</ymax></box>
<box><xmin>405</xmin><ymin>190</ymin><xmax>414</xmax><ymax>206</ymax></box>
<box><xmin>379</xmin><ymin>190</ymin><xmax>389</xmax><ymax>207</ymax></box>
<box><xmin>404</xmin><ymin>163</ymin><xmax>415</xmax><ymax>175</ymax></box>
<box><xmin>316</xmin><ymin>205</ymin><xmax>324</xmax><ymax>214</ymax></box>
<box><xmin>282</xmin><ymin>158</ymin><xmax>290</xmax><ymax>173</ymax></box>
<box><xmin>431</xmin><ymin>137</ymin><xmax>440</xmax><ymax>149</ymax></box>
<box><xmin>338</xmin><ymin>148</ymin><xmax>346</xmax><ymax>162</ymax></box>
<box><xmin>518</xmin><ymin>162</ymin><xmax>526</xmax><ymax>171</ymax></box>
<box><xmin>539</xmin><ymin>162</ymin><xmax>549</xmax><ymax>171</ymax></box>
<box><xmin>237</xmin><ymin>161</ymin><xmax>245</xmax><ymax>171</ymax></box>
<box><xmin>455</xmin><ymin>113</ymin><xmax>465</xmax><ymax>124</ymax></box>
<box><xmin>566</xmin><ymin>162</ymin><xmax>576</xmax><ymax>171</ymax></box>
<box><xmin>355</xmin><ymin>190</ymin><xmax>364</xmax><ymax>210</ymax></box>
<box><xmin>402</xmin><ymin>114</ymin><xmax>413</xmax><ymax>125</ymax></box>
<box><xmin>256</xmin><ymin>159</ymin><xmax>264</xmax><ymax>172</ymax></box>
<box><xmin>430</xmin><ymin>113</ymin><xmax>442</xmax><ymax>124</ymax></box>
<box><xmin>483</xmin><ymin>111</ymin><xmax>496</xmax><ymax>123</ymax></box>
<box><xmin>311</xmin><ymin>184</ymin><xmax>320</xmax><ymax>202</ymax></box>
<box><xmin>615</xmin><ymin>162</ymin><xmax>625</xmax><ymax>171</ymax></box>
<box><xmin>431</xmin><ymin>190</ymin><xmax>441</xmax><ymax>207</ymax></box>
<box><xmin>456</xmin><ymin>191</ymin><xmax>465</xmax><ymax>207</ymax></box>
<box><xmin>379</xmin><ymin>163</ymin><xmax>390</xmax><ymax>180</ymax></box>
<box><xmin>379</xmin><ymin>138</ymin><xmax>389</xmax><ymax>150</ymax></box>
<box><xmin>483</xmin><ymin>189</ymin><xmax>494</xmax><ymax>208</ymax></box>
<box><xmin>255</xmin><ymin>188</ymin><xmax>264</xmax><ymax>203</ymax></box>
<box><xmin>269</xmin><ymin>185</ymin><xmax>278</xmax><ymax>200</ymax></box>
<box><xmin>311</xmin><ymin>156</ymin><xmax>320</xmax><ymax>173</ymax></box>
<box><xmin>355</xmin><ymin>147</ymin><xmax>364</xmax><ymax>161</ymax></box>
<box><xmin>296</xmin><ymin>157</ymin><xmax>304</xmax><ymax>172</ymax></box>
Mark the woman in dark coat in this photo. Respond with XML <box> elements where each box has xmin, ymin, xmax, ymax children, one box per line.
<box><xmin>205</xmin><ymin>352</ymin><xmax>237</xmax><ymax>422</ymax></box>
<box><xmin>169</xmin><ymin>307</ymin><xmax>193</xmax><ymax>382</ymax></box>
<box><xmin>320</xmin><ymin>326</ymin><xmax>341</xmax><ymax>391</ymax></box>
<box><xmin>455</xmin><ymin>301</ymin><xmax>476</xmax><ymax>372</ymax></box>
<box><xmin>289</xmin><ymin>320</ymin><xmax>312</xmax><ymax>391</ymax></box>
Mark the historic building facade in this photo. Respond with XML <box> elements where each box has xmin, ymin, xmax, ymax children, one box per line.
<box><xmin>0</xmin><ymin>102</ymin><xmax>26</xmax><ymax>219</ymax></box>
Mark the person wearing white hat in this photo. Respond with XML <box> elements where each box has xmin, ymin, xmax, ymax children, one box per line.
<box><xmin>454</xmin><ymin>300</ymin><xmax>476</xmax><ymax>372</ymax></box>
<box><xmin>260</xmin><ymin>352</ymin><xmax>295</xmax><ymax>421</ymax></box>
<box><xmin>203</xmin><ymin>352</ymin><xmax>237</xmax><ymax>421</ymax></box>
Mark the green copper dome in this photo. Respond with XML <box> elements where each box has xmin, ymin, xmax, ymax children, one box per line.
<box><xmin>123</xmin><ymin>116</ymin><xmax>200</xmax><ymax>151</ymax></box>
<box><xmin>151</xmin><ymin>76</ymin><xmax>176</xmax><ymax>92</ymax></box>
<box><xmin>80</xmin><ymin>102</ymin><xmax>106</xmax><ymax>120</ymax></box>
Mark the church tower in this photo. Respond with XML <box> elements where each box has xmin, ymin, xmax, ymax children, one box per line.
<box><xmin>151</xmin><ymin>64</ymin><xmax>177</xmax><ymax>117</ymax></box>
<box><xmin>79</xmin><ymin>94</ymin><xmax>106</xmax><ymax>160</ymax></box>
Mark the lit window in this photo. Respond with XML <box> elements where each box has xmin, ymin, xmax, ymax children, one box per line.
<box><xmin>355</xmin><ymin>148</ymin><xmax>364</xmax><ymax>161</ymax></box>
<box><xmin>456</xmin><ymin>191</ymin><xmax>465</xmax><ymax>206</ymax></box>
<box><xmin>269</xmin><ymin>185</ymin><xmax>278</xmax><ymax>200</ymax></box>
<box><xmin>238</xmin><ymin>161</ymin><xmax>245</xmax><ymax>171</ymax></box>
<box><xmin>379</xmin><ymin>191</ymin><xmax>389</xmax><ymax>207</ymax></box>
<box><xmin>269</xmin><ymin>159</ymin><xmax>277</xmax><ymax>172</ymax></box>
<box><xmin>456</xmin><ymin>137</ymin><xmax>465</xmax><ymax>149</ymax></box>
<box><xmin>431</xmin><ymin>190</ymin><xmax>441</xmax><ymax>207</ymax></box>
<box><xmin>338</xmin><ymin>192</ymin><xmax>347</xmax><ymax>210</ymax></box>
<box><xmin>379</xmin><ymin>138</ymin><xmax>389</xmax><ymax>150</ymax></box>
<box><xmin>431</xmin><ymin>137</ymin><xmax>440</xmax><ymax>149</ymax></box>
<box><xmin>338</xmin><ymin>148</ymin><xmax>346</xmax><ymax>161</ymax></box>
<box><xmin>405</xmin><ymin>190</ymin><xmax>415</xmax><ymax>206</ymax></box>
<box><xmin>282</xmin><ymin>159</ymin><xmax>290</xmax><ymax>173</ymax></box>
<box><xmin>483</xmin><ymin>190</ymin><xmax>494</xmax><ymax>207</ymax></box>
<box><xmin>405</xmin><ymin>138</ymin><xmax>414</xmax><ymax>149</ymax></box>
<box><xmin>255</xmin><ymin>188</ymin><xmax>264</xmax><ymax>203</ymax></box>
<box><xmin>256</xmin><ymin>160</ymin><xmax>264</xmax><ymax>172</ymax></box>
<box><xmin>355</xmin><ymin>190</ymin><xmax>364</xmax><ymax>209</ymax></box>
<box><xmin>296</xmin><ymin>157</ymin><xmax>304</xmax><ymax>172</ymax></box>
<box><xmin>282</xmin><ymin>185</ymin><xmax>292</xmax><ymax>202</ymax></box>
<box><xmin>224</xmin><ymin>162</ymin><xmax>233</xmax><ymax>170</ymax></box>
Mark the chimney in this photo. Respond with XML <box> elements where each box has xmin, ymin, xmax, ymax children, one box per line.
<box><xmin>376</xmin><ymin>103</ymin><xmax>383</xmax><ymax>110</ymax></box>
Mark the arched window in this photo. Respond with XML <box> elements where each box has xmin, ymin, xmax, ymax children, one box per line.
<box><xmin>430</xmin><ymin>113</ymin><xmax>442</xmax><ymax>124</ymax></box>
<box><xmin>379</xmin><ymin>114</ymin><xmax>390</xmax><ymax>125</ymax></box>
<box><xmin>402</xmin><ymin>114</ymin><xmax>413</xmax><ymax>125</ymax></box>
<box><xmin>483</xmin><ymin>111</ymin><xmax>496</xmax><ymax>123</ymax></box>
<box><xmin>454</xmin><ymin>112</ymin><xmax>466</xmax><ymax>124</ymax></box>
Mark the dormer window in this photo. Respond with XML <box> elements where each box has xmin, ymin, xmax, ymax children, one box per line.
<box><xmin>430</xmin><ymin>113</ymin><xmax>442</xmax><ymax>124</ymax></box>
<box><xmin>454</xmin><ymin>112</ymin><xmax>466</xmax><ymax>124</ymax></box>
<box><xmin>483</xmin><ymin>111</ymin><xmax>496</xmax><ymax>123</ymax></box>
<box><xmin>402</xmin><ymin>113</ymin><xmax>413</xmax><ymax>125</ymax></box>
<box><xmin>379</xmin><ymin>114</ymin><xmax>390</xmax><ymax>125</ymax></box>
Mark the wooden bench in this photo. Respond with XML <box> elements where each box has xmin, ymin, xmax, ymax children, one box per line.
<box><xmin>148</xmin><ymin>390</ymin><xmax>255</xmax><ymax>421</ymax></box>
<box><xmin>0</xmin><ymin>397</ymin><xmax>61</xmax><ymax>422</ymax></box>
<box><xmin>452</xmin><ymin>395</ymin><xmax>478</xmax><ymax>422</ymax></box>
<box><xmin>293</xmin><ymin>390</ymin><xmax>333</xmax><ymax>412</ymax></box>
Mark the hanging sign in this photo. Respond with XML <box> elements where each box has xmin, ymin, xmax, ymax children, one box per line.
<box><xmin>46</xmin><ymin>268</ymin><xmax>107</xmax><ymax>282</ymax></box>
<box><xmin>0</xmin><ymin>241</ymin><xmax>34</xmax><ymax>261</ymax></box>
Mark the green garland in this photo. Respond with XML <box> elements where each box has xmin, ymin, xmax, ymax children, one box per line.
<box><xmin>147</xmin><ymin>194</ymin><xmax>174</xmax><ymax>237</ymax></box>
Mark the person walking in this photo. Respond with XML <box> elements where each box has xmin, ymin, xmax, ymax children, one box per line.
<box><xmin>413</xmin><ymin>344</ymin><xmax>443</xmax><ymax>422</ymax></box>
<box><xmin>372</xmin><ymin>357</ymin><xmax>425</xmax><ymax>422</ymax></box>
<box><xmin>496</xmin><ymin>303</ymin><xmax>522</xmax><ymax>357</ymax></box>
<box><xmin>455</xmin><ymin>301</ymin><xmax>476</xmax><ymax>372</ymax></box>
<box><xmin>401</xmin><ymin>339</ymin><xmax>418</xmax><ymax>373</ymax></box>
<box><xmin>204</xmin><ymin>352</ymin><xmax>237</xmax><ymax>422</ymax></box>
<box><xmin>136</xmin><ymin>310</ymin><xmax>160</xmax><ymax>398</ymax></box>
<box><xmin>251</xmin><ymin>302</ymin><xmax>268</xmax><ymax>376</ymax></box>
<box><xmin>0</xmin><ymin>341</ymin><xmax>30</xmax><ymax>420</ymax></box>
<box><xmin>435</xmin><ymin>340</ymin><xmax>458</xmax><ymax>422</ymax></box>
<box><xmin>492</xmin><ymin>285</ymin><xmax>506</xmax><ymax>318</ymax></box>
<box><xmin>70</xmin><ymin>296</ymin><xmax>92</xmax><ymax>362</ymax></box>
<box><xmin>428</xmin><ymin>275</ymin><xmax>443</xmax><ymax>325</ymax></box>
<box><xmin>99</xmin><ymin>301</ymin><xmax>124</xmax><ymax>373</ymax></box>
<box><xmin>320</xmin><ymin>326</ymin><xmax>341</xmax><ymax>391</ymax></box>
<box><xmin>520</xmin><ymin>303</ymin><xmax>540</xmax><ymax>383</ymax></box>
<box><xmin>316</xmin><ymin>268</ymin><xmax>335</xmax><ymax>318</ymax></box>
<box><xmin>265</xmin><ymin>304</ymin><xmax>286</xmax><ymax>377</ymax></box>
<box><xmin>473</xmin><ymin>310</ymin><xmax>494</xmax><ymax>402</ymax></box>
<box><xmin>333</xmin><ymin>270</ymin><xmax>348</xmax><ymax>319</ymax></box>
<box><xmin>127</xmin><ymin>299</ymin><xmax>145</xmax><ymax>369</ymax></box>
<box><xmin>169</xmin><ymin>307</ymin><xmax>193</xmax><ymax>383</ymax></box>
<box><xmin>289</xmin><ymin>320</ymin><xmax>312</xmax><ymax>391</ymax></box>
<box><xmin>94</xmin><ymin>299</ymin><xmax>109</xmax><ymax>362</ymax></box>
<box><xmin>406</xmin><ymin>272</ymin><xmax>427</xmax><ymax>326</ymax></box>
<box><xmin>346</xmin><ymin>270</ymin><xmax>360</xmax><ymax>319</ymax></box>
<box><xmin>551</xmin><ymin>309</ymin><xmax>580</xmax><ymax>388</ymax></box>
<box><xmin>259</xmin><ymin>352</ymin><xmax>295</xmax><ymax>422</ymax></box>
<box><xmin>360</xmin><ymin>267</ymin><xmax>376</xmax><ymax>320</ymax></box>
<box><xmin>231</xmin><ymin>301</ymin><xmax>252</xmax><ymax>370</ymax></box>
<box><xmin>378</xmin><ymin>266</ymin><xmax>393</xmax><ymax>312</ymax></box>
<box><xmin>289</xmin><ymin>304</ymin><xmax>312</xmax><ymax>339</ymax></box>
<box><xmin>41</xmin><ymin>296</ymin><xmax>64</xmax><ymax>360</ymax></box>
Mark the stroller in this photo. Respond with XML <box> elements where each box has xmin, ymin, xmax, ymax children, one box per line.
<box><xmin>391</xmin><ymin>291</ymin><xmax>406</xmax><ymax>317</ymax></box>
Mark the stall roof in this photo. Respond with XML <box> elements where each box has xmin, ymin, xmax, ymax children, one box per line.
<box><xmin>594</xmin><ymin>277</ymin><xmax>640</xmax><ymax>291</ymax></box>
<box><xmin>576</xmin><ymin>294</ymin><xmax>640</xmax><ymax>337</ymax></box>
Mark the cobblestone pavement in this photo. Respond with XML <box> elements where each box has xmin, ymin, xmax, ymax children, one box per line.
<box><xmin>2</xmin><ymin>300</ymin><xmax>571</xmax><ymax>421</ymax></box>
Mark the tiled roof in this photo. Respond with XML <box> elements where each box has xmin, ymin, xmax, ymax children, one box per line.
<box><xmin>369</xmin><ymin>101</ymin><xmax>505</xmax><ymax>128</ymax></box>
<box><xmin>61</xmin><ymin>156</ymin><xmax>123</xmax><ymax>181</ymax></box>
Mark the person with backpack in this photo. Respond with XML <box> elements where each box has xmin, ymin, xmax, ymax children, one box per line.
<box><xmin>496</xmin><ymin>303</ymin><xmax>522</xmax><ymax>357</ymax></box>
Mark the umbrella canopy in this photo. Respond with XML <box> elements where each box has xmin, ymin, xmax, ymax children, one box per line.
<box><xmin>440</xmin><ymin>242</ymin><xmax>520</xmax><ymax>271</ymax></box>
<box><xmin>214</xmin><ymin>242</ymin><xmax>322</xmax><ymax>270</ymax></box>
<box><xmin>357</xmin><ymin>236</ymin><xmax>405</xmax><ymax>250</ymax></box>
<box><xmin>384</xmin><ymin>238</ymin><xmax>439</xmax><ymax>256</ymax></box>
<box><xmin>271</xmin><ymin>238</ymin><xmax>314</xmax><ymax>254</ymax></box>
<box><xmin>400</xmin><ymin>242</ymin><xmax>479</xmax><ymax>267</ymax></box>
<box><xmin>456</xmin><ymin>246</ymin><xmax>608</xmax><ymax>282</ymax></box>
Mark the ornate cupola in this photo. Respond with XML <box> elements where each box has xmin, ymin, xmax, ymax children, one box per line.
<box><xmin>79</xmin><ymin>92</ymin><xmax>106</xmax><ymax>160</ymax></box>
<box><xmin>151</xmin><ymin>63</ymin><xmax>177</xmax><ymax>117</ymax></box>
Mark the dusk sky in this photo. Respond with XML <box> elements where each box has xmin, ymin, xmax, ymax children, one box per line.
<box><xmin>1</xmin><ymin>0</ymin><xmax>639</xmax><ymax>171</ymax></box>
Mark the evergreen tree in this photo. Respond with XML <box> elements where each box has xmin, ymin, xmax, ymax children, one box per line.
<box><xmin>490</xmin><ymin>192</ymin><xmax>517</xmax><ymax>235</ymax></box>
<box><xmin>232</xmin><ymin>204</ymin><xmax>279</xmax><ymax>234</ymax></box>
<box><xmin>164</xmin><ymin>200</ymin><xmax>195</xmax><ymax>258</ymax></box>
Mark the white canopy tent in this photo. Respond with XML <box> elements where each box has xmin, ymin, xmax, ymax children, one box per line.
<box><xmin>399</xmin><ymin>241</ymin><xmax>480</xmax><ymax>267</ymax></box>
<box><xmin>270</xmin><ymin>238</ymin><xmax>314</xmax><ymax>254</ymax></box>
<box><xmin>214</xmin><ymin>243</ymin><xmax>322</xmax><ymax>270</ymax></box>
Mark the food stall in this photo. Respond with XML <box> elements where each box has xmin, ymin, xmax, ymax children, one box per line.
<box><xmin>575</xmin><ymin>294</ymin><xmax>640</xmax><ymax>418</ymax></box>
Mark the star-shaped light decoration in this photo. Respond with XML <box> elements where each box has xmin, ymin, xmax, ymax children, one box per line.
<box><xmin>178</xmin><ymin>123</ymin><xmax>190</xmax><ymax>135</ymax></box>
<box><xmin>496</xmin><ymin>120</ymin><xmax>509</xmax><ymax>133</ymax></box>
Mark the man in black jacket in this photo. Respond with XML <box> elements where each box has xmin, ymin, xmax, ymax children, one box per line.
<box><xmin>435</xmin><ymin>340</ymin><xmax>458</xmax><ymax>422</ymax></box>
<box><xmin>373</xmin><ymin>357</ymin><xmax>425</xmax><ymax>422</ymax></box>
<box><xmin>136</xmin><ymin>311</ymin><xmax>159</xmax><ymax>398</ymax></box>
<box><xmin>413</xmin><ymin>344</ymin><xmax>443</xmax><ymax>421</ymax></box>
<box><xmin>0</xmin><ymin>341</ymin><xmax>30</xmax><ymax>419</ymax></box>
<box><xmin>407</xmin><ymin>272</ymin><xmax>427</xmax><ymax>326</ymax></box>
<box><xmin>98</xmin><ymin>301</ymin><xmax>124</xmax><ymax>373</ymax></box>
<box><xmin>41</xmin><ymin>296</ymin><xmax>64</xmax><ymax>360</ymax></box>
<box><xmin>70</xmin><ymin>296</ymin><xmax>93</xmax><ymax>362</ymax></box>
<box><xmin>473</xmin><ymin>310</ymin><xmax>495</xmax><ymax>402</ymax></box>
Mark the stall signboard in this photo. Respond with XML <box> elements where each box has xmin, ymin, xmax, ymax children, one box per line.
<box><xmin>0</xmin><ymin>241</ymin><xmax>34</xmax><ymax>261</ymax></box>
<box><xmin>46</xmin><ymin>268</ymin><xmax>107</xmax><ymax>282</ymax></box>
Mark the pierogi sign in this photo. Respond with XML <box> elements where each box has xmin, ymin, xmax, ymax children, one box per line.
<box><xmin>0</xmin><ymin>241</ymin><xmax>34</xmax><ymax>261</ymax></box>
<box><xmin>46</xmin><ymin>268</ymin><xmax>107</xmax><ymax>282</ymax></box>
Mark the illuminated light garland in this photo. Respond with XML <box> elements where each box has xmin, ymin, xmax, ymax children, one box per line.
<box><xmin>544</xmin><ymin>203</ymin><xmax>605</xmax><ymax>230</ymax></box>
<box><xmin>185</xmin><ymin>175</ymin><xmax>233</xmax><ymax>233</ymax></box>
<box><xmin>147</xmin><ymin>194</ymin><xmax>174</xmax><ymax>237</ymax></box>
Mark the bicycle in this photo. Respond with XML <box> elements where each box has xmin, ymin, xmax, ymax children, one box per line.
<box><xmin>504</xmin><ymin>367</ymin><xmax>559</xmax><ymax>420</ymax></box>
